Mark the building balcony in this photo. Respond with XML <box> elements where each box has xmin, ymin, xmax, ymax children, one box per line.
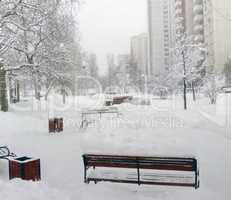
<box><xmin>175</xmin><ymin>1</ymin><xmax>182</xmax><ymax>9</ymax></box>
<box><xmin>194</xmin><ymin>15</ymin><xmax>204</xmax><ymax>23</ymax></box>
<box><xmin>175</xmin><ymin>16</ymin><xmax>184</xmax><ymax>24</ymax></box>
<box><xmin>194</xmin><ymin>24</ymin><xmax>204</xmax><ymax>33</ymax></box>
<box><xmin>193</xmin><ymin>0</ymin><xmax>203</xmax><ymax>5</ymax></box>
<box><xmin>175</xmin><ymin>8</ymin><xmax>182</xmax><ymax>15</ymax></box>
<box><xmin>175</xmin><ymin>0</ymin><xmax>182</xmax><ymax>3</ymax></box>
<box><xmin>194</xmin><ymin>34</ymin><xmax>204</xmax><ymax>43</ymax></box>
<box><xmin>193</xmin><ymin>5</ymin><xmax>203</xmax><ymax>14</ymax></box>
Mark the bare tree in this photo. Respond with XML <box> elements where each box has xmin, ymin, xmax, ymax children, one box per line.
<box><xmin>0</xmin><ymin>0</ymin><xmax>25</xmax><ymax>110</ymax></box>
<box><xmin>172</xmin><ymin>34</ymin><xmax>206</xmax><ymax>110</ymax></box>
<box><xmin>1</xmin><ymin>0</ymin><xmax>81</xmax><ymax>100</ymax></box>
<box><xmin>202</xmin><ymin>70</ymin><xmax>224</xmax><ymax>104</ymax></box>
<box><xmin>0</xmin><ymin>1</ymin><xmax>23</xmax><ymax>56</ymax></box>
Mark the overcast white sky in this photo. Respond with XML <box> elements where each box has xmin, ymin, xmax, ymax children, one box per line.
<box><xmin>79</xmin><ymin>0</ymin><xmax>147</xmax><ymax>75</ymax></box>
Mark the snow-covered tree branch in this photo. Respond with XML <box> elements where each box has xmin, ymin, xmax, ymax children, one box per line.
<box><xmin>1</xmin><ymin>0</ymin><xmax>81</xmax><ymax>101</ymax></box>
<box><xmin>171</xmin><ymin>34</ymin><xmax>206</xmax><ymax>109</ymax></box>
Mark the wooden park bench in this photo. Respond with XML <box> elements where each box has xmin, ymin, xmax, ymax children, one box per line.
<box><xmin>80</xmin><ymin>107</ymin><xmax>120</xmax><ymax>129</ymax></box>
<box><xmin>112</xmin><ymin>96</ymin><xmax>132</xmax><ymax>105</ymax></box>
<box><xmin>82</xmin><ymin>154</ymin><xmax>199</xmax><ymax>189</ymax></box>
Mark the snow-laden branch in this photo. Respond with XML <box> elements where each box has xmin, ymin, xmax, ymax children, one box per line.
<box><xmin>0</xmin><ymin>37</ymin><xmax>15</xmax><ymax>56</ymax></box>
<box><xmin>1</xmin><ymin>0</ymin><xmax>81</xmax><ymax>100</ymax></box>
<box><xmin>0</xmin><ymin>0</ymin><xmax>22</xmax><ymax>21</ymax></box>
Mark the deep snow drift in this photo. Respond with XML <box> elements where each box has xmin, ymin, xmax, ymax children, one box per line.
<box><xmin>0</xmin><ymin>94</ymin><xmax>231</xmax><ymax>200</ymax></box>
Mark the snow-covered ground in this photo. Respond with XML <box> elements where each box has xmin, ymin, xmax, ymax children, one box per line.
<box><xmin>0</xmin><ymin>94</ymin><xmax>231</xmax><ymax>200</ymax></box>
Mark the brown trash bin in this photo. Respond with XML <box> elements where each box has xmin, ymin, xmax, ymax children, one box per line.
<box><xmin>49</xmin><ymin>118</ymin><xmax>63</xmax><ymax>133</ymax></box>
<box><xmin>49</xmin><ymin>119</ymin><xmax>56</xmax><ymax>133</ymax></box>
<box><xmin>9</xmin><ymin>156</ymin><xmax>41</xmax><ymax>181</ymax></box>
<box><xmin>56</xmin><ymin>118</ymin><xmax>63</xmax><ymax>132</ymax></box>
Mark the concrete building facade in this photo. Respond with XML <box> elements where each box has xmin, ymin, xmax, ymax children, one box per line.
<box><xmin>148</xmin><ymin>0</ymin><xmax>175</xmax><ymax>77</ymax></box>
<box><xmin>116</xmin><ymin>54</ymin><xmax>131</xmax><ymax>88</ymax></box>
<box><xmin>208</xmin><ymin>0</ymin><xmax>231</xmax><ymax>70</ymax></box>
<box><xmin>130</xmin><ymin>33</ymin><xmax>148</xmax><ymax>76</ymax></box>
<box><xmin>174</xmin><ymin>0</ymin><xmax>231</xmax><ymax>71</ymax></box>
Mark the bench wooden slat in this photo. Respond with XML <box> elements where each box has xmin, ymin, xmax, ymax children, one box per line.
<box><xmin>85</xmin><ymin>155</ymin><xmax>196</xmax><ymax>162</ymax></box>
<box><xmin>87</xmin><ymin>162</ymin><xmax>195</xmax><ymax>171</ymax></box>
<box><xmin>85</xmin><ymin>154</ymin><xmax>196</xmax><ymax>162</ymax></box>
<box><xmin>86</xmin><ymin>178</ymin><xmax>196</xmax><ymax>188</ymax></box>
<box><xmin>84</xmin><ymin>155</ymin><xmax>197</xmax><ymax>171</ymax></box>
<box><xmin>87</xmin><ymin>158</ymin><xmax>195</xmax><ymax>165</ymax></box>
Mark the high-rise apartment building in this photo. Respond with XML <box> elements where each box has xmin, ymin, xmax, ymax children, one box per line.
<box><xmin>130</xmin><ymin>33</ymin><xmax>148</xmax><ymax>77</ymax></box>
<box><xmin>174</xmin><ymin>0</ymin><xmax>231</xmax><ymax>70</ymax></box>
<box><xmin>116</xmin><ymin>54</ymin><xmax>131</xmax><ymax>87</ymax></box>
<box><xmin>207</xmin><ymin>0</ymin><xmax>231</xmax><ymax>70</ymax></box>
<box><xmin>148</xmin><ymin>0</ymin><xmax>231</xmax><ymax>77</ymax></box>
<box><xmin>148</xmin><ymin>0</ymin><xmax>175</xmax><ymax>77</ymax></box>
<box><xmin>107</xmin><ymin>54</ymin><xmax>116</xmax><ymax>82</ymax></box>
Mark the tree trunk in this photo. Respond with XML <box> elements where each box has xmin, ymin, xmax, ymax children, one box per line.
<box><xmin>61</xmin><ymin>87</ymin><xmax>66</xmax><ymax>104</ymax></box>
<box><xmin>210</xmin><ymin>92</ymin><xmax>217</xmax><ymax>104</ymax></box>
<box><xmin>183</xmin><ymin>78</ymin><xmax>187</xmax><ymax>110</ymax></box>
<box><xmin>192</xmin><ymin>81</ymin><xmax>196</xmax><ymax>101</ymax></box>
<box><xmin>16</xmin><ymin>80</ymin><xmax>20</xmax><ymax>102</ymax></box>
<box><xmin>33</xmin><ymin>74</ymin><xmax>40</xmax><ymax>100</ymax></box>
<box><xmin>8</xmin><ymin>76</ymin><xmax>14</xmax><ymax>103</ymax></box>
<box><xmin>62</xmin><ymin>92</ymin><xmax>66</xmax><ymax>104</ymax></box>
<box><xmin>211</xmin><ymin>74</ymin><xmax>217</xmax><ymax>104</ymax></box>
<box><xmin>182</xmin><ymin>51</ymin><xmax>187</xmax><ymax>110</ymax></box>
<box><xmin>0</xmin><ymin>67</ymin><xmax>8</xmax><ymax>112</ymax></box>
<box><xmin>28</xmin><ymin>56</ymin><xmax>41</xmax><ymax>101</ymax></box>
<box><xmin>45</xmin><ymin>80</ymin><xmax>55</xmax><ymax>101</ymax></box>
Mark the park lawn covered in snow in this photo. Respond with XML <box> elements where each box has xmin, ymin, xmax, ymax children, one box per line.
<box><xmin>0</xmin><ymin>94</ymin><xmax>231</xmax><ymax>200</ymax></box>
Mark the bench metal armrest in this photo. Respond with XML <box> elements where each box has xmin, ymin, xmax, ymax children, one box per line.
<box><xmin>0</xmin><ymin>146</ymin><xmax>16</xmax><ymax>160</ymax></box>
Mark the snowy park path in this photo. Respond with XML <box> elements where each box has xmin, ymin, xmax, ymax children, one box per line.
<box><xmin>0</xmin><ymin>96</ymin><xmax>231</xmax><ymax>200</ymax></box>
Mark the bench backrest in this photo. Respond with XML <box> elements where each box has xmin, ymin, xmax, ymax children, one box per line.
<box><xmin>82</xmin><ymin>107</ymin><xmax>119</xmax><ymax>115</ymax></box>
<box><xmin>113</xmin><ymin>96</ymin><xmax>132</xmax><ymax>104</ymax></box>
<box><xmin>83</xmin><ymin>154</ymin><xmax>197</xmax><ymax>172</ymax></box>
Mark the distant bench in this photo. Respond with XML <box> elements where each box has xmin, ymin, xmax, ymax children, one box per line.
<box><xmin>80</xmin><ymin>107</ymin><xmax>120</xmax><ymax>129</ymax></box>
<box><xmin>112</xmin><ymin>96</ymin><xmax>132</xmax><ymax>105</ymax></box>
<box><xmin>105</xmin><ymin>96</ymin><xmax>133</xmax><ymax>106</ymax></box>
<box><xmin>82</xmin><ymin>154</ymin><xmax>199</xmax><ymax>189</ymax></box>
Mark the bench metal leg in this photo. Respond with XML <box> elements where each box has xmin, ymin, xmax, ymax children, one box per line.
<box><xmin>137</xmin><ymin>167</ymin><xmax>141</xmax><ymax>186</ymax></box>
<box><xmin>136</xmin><ymin>158</ymin><xmax>141</xmax><ymax>186</ymax></box>
<box><xmin>195</xmin><ymin>170</ymin><xmax>200</xmax><ymax>189</ymax></box>
<box><xmin>84</xmin><ymin>166</ymin><xmax>87</xmax><ymax>183</ymax></box>
<box><xmin>83</xmin><ymin>157</ymin><xmax>88</xmax><ymax>183</ymax></box>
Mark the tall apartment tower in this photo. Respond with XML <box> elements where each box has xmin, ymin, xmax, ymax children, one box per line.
<box><xmin>130</xmin><ymin>33</ymin><xmax>148</xmax><ymax>76</ymax></box>
<box><xmin>207</xmin><ymin>0</ymin><xmax>231</xmax><ymax>70</ymax></box>
<box><xmin>174</xmin><ymin>0</ymin><xmax>231</xmax><ymax>70</ymax></box>
<box><xmin>174</xmin><ymin>0</ymin><xmax>207</xmax><ymax>73</ymax></box>
<box><xmin>174</xmin><ymin>0</ymin><xmax>204</xmax><ymax>41</ymax></box>
<box><xmin>148</xmin><ymin>0</ymin><xmax>175</xmax><ymax>77</ymax></box>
